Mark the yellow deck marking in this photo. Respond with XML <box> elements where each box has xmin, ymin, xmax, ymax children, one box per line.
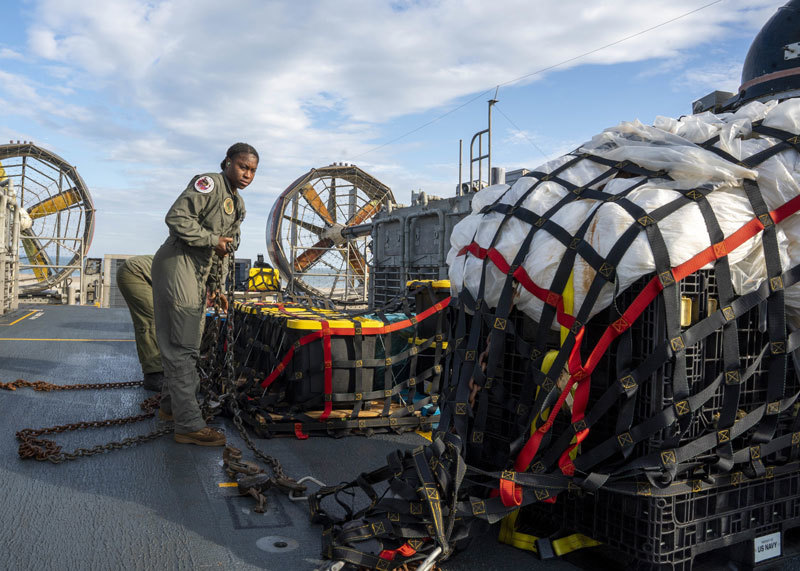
<box><xmin>218</xmin><ymin>482</ymin><xmax>238</xmax><ymax>488</ymax></box>
<box><xmin>1</xmin><ymin>311</ymin><xmax>37</xmax><ymax>326</ymax></box>
<box><xmin>0</xmin><ymin>338</ymin><xmax>135</xmax><ymax>342</ymax></box>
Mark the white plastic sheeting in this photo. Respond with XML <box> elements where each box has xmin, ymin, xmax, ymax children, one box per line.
<box><xmin>447</xmin><ymin>99</ymin><xmax>800</xmax><ymax>329</ymax></box>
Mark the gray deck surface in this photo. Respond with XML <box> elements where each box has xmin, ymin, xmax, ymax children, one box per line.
<box><xmin>0</xmin><ymin>305</ymin><xmax>798</xmax><ymax>570</ymax></box>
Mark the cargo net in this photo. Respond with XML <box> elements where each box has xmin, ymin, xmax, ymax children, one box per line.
<box><xmin>204</xmin><ymin>283</ymin><xmax>451</xmax><ymax>438</ymax></box>
<box><xmin>310</xmin><ymin>100</ymin><xmax>800</xmax><ymax>569</ymax></box>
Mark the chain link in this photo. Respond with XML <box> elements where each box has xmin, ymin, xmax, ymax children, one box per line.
<box><xmin>9</xmin><ymin>244</ymin><xmax>294</xmax><ymax>483</ymax></box>
<box><xmin>15</xmin><ymin>393</ymin><xmax>170</xmax><ymax>463</ymax></box>
<box><xmin>1</xmin><ymin>379</ymin><xmax>144</xmax><ymax>392</ymax></box>
<box><xmin>230</xmin><ymin>405</ymin><xmax>290</xmax><ymax>481</ymax></box>
<box><xmin>216</xmin><ymin>244</ymin><xmax>293</xmax><ymax>483</ymax></box>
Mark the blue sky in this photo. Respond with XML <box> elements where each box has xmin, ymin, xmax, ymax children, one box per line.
<box><xmin>0</xmin><ymin>0</ymin><xmax>786</xmax><ymax>262</ymax></box>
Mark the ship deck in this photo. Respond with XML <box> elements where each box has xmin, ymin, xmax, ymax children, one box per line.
<box><xmin>0</xmin><ymin>305</ymin><xmax>798</xmax><ymax>570</ymax></box>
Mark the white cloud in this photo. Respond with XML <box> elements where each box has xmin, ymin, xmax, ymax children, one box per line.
<box><xmin>676</xmin><ymin>60</ymin><xmax>744</xmax><ymax>95</ymax></box>
<box><xmin>0</xmin><ymin>70</ymin><xmax>91</xmax><ymax>122</ymax></box>
<box><xmin>0</xmin><ymin>48</ymin><xmax>24</xmax><ymax>60</ymax></box>
<box><xmin>1</xmin><ymin>0</ymin><xmax>788</xmax><ymax>257</ymax></box>
<box><xmin>19</xmin><ymin>0</ymin><xmax>783</xmax><ymax>151</ymax></box>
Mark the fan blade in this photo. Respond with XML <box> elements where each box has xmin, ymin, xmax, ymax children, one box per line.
<box><xmin>346</xmin><ymin>247</ymin><xmax>368</xmax><ymax>279</ymax></box>
<box><xmin>300</xmin><ymin>184</ymin><xmax>334</xmax><ymax>226</ymax></box>
<box><xmin>293</xmin><ymin>237</ymin><xmax>333</xmax><ymax>273</ymax></box>
<box><xmin>27</xmin><ymin>188</ymin><xmax>81</xmax><ymax>219</ymax></box>
<box><xmin>283</xmin><ymin>215</ymin><xmax>325</xmax><ymax>236</ymax></box>
<box><xmin>20</xmin><ymin>229</ymin><xmax>52</xmax><ymax>282</ymax></box>
<box><xmin>347</xmin><ymin>199</ymin><xmax>381</xmax><ymax>226</ymax></box>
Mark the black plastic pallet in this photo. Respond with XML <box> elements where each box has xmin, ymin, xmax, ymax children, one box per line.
<box><xmin>516</xmin><ymin>464</ymin><xmax>800</xmax><ymax>570</ymax></box>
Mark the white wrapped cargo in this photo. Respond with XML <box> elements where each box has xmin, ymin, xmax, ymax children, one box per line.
<box><xmin>447</xmin><ymin>99</ymin><xmax>800</xmax><ymax>329</ymax></box>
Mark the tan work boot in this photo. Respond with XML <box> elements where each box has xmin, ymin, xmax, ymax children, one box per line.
<box><xmin>158</xmin><ymin>409</ymin><xmax>173</xmax><ymax>421</ymax></box>
<box><xmin>174</xmin><ymin>427</ymin><xmax>226</xmax><ymax>446</ymax></box>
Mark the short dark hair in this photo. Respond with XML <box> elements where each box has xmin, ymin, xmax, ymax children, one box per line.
<box><xmin>221</xmin><ymin>142</ymin><xmax>259</xmax><ymax>170</ymax></box>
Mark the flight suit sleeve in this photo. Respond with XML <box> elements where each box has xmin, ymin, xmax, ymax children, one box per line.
<box><xmin>233</xmin><ymin>200</ymin><xmax>246</xmax><ymax>251</ymax></box>
<box><xmin>206</xmin><ymin>197</ymin><xmax>245</xmax><ymax>292</ymax></box>
<box><xmin>164</xmin><ymin>178</ymin><xmax>219</xmax><ymax>248</ymax></box>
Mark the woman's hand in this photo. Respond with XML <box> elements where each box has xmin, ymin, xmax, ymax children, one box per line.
<box><xmin>215</xmin><ymin>236</ymin><xmax>233</xmax><ymax>257</ymax></box>
<box><xmin>206</xmin><ymin>291</ymin><xmax>229</xmax><ymax>312</ymax></box>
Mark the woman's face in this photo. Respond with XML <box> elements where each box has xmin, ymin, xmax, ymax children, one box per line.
<box><xmin>225</xmin><ymin>153</ymin><xmax>258</xmax><ymax>189</ymax></box>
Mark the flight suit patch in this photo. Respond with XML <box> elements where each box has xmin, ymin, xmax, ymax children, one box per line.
<box><xmin>194</xmin><ymin>176</ymin><xmax>214</xmax><ymax>193</ymax></box>
<box><xmin>224</xmin><ymin>197</ymin><xmax>235</xmax><ymax>215</ymax></box>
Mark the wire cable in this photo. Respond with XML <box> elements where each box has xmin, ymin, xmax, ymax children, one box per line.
<box><xmin>352</xmin><ymin>0</ymin><xmax>723</xmax><ymax>159</ymax></box>
<box><xmin>494</xmin><ymin>102</ymin><xmax>550</xmax><ymax>160</ymax></box>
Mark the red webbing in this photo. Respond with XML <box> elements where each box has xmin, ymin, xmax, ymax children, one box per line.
<box><xmin>320</xmin><ymin>320</ymin><xmax>333</xmax><ymax>420</ymax></box>
<box><xmin>772</xmin><ymin>194</ymin><xmax>800</xmax><ymax>224</ymax></box>
<box><xmin>499</xmin><ymin>477</ymin><xmax>523</xmax><ymax>507</ymax></box>
<box><xmin>294</xmin><ymin>423</ymin><xmax>309</xmax><ymax>440</ymax></box>
<box><xmin>582</xmin><ymin>276</ymin><xmax>663</xmax><ymax>375</ymax></box>
<box><xmin>481</xmin><ymin>194</ymin><xmax>800</xmax><ymax>477</ymax></box>
<box><xmin>258</xmin><ymin>298</ymin><xmax>451</xmax><ymax>390</ymax></box>
<box><xmin>558</xmin><ymin>366</ymin><xmax>592</xmax><ymax>476</ymax></box>
<box><xmin>456</xmin><ymin>244</ymin><xmax>575</xmax><ymax>330</ymax></box>
<box><xmin>260</xmin><ymin>330</ymin><xmax>322</xmax><ymax>389</ymax></box>
<box><xmin>487</xmin><ymin>247</ymin><xmax>509</xmax><ymax>274</ymax></box>
<box><xmin>379</xmin><ymin>542</ymin><xmax>418</xmax><ymax>561</ymax></box>
<box><xmin>513</xmin><ymin>328</ymin><xmax>585</xmax><ymax>472</ymax></box>
<box><xmin>379</xmin><ymin>550</ymin><xmax>395</xmax><ymax>561</ymax></box>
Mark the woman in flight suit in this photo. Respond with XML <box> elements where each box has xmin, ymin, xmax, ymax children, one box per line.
<box><xmin>152</xmin><ymin>143</ymin><xmax>259</xmax><ymax>446</ymax></box>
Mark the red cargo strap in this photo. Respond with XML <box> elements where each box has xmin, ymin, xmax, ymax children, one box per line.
<box><xmin>378</xmin><ymin>542</ymin><xmax>418</xmax><ymax>561</ymax></box>
<box><xmin>260</xmin><ymin>329</ymin><xmax>323</xmax><ymax>389</ymax></box>
<box><xmin>380</xmin><ymin>542</ymin><xmax>420</xmax><ymax>561</ymax></box>
<box><xmin>499</xmin><ymin>476</ymin><xmax>523</xmax><ymax>507</ymax></box>
<box><xmin>513</xmin><ymin>328</ymin><xmax>585</xmax><ymax>472</ymax></box>
<box><xmin>506</xmin><ymin>190</ymin><xmax>800</xmax><ymax>475</ymax></box>
<box><xmin>259</xmin><ymin>298</ymin><xmax>452</xmax><ymax>390</ymax></box>
<box><xmin>294</xmin><ymin>423</ymin><xmax>309</xmax><ymax>440</ymax></box>
<box><xmin>320</xmin><ymin>320</ymin><xmax>333</xmax><ymax>420</ymax></box>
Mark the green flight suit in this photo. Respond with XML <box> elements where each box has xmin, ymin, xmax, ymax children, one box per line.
<box><xmin>116</xmin><ymin>255</ymin><xmax>162</xmax><ymax>375</ymax></box>
<box><xmin>152</xmin><ymin>172</ymin><xmax>245</xmax><ymax>434</ymax></box>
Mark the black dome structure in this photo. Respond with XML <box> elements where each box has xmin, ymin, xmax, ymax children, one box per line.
<box><xmin>737</xmin><ymin>0</ymin><xmax>800</xmax><ymax>105</ymax></box>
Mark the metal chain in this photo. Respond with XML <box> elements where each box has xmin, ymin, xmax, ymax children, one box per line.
<box><xmin>8</xmin><ymin>246</ymin><xmax>292</xmax><ymax>480</ymax></box>
<box><xmin>194</xmin><ymin>258</ymin><xmax>228</xmax><ymax>419</ymax></box>
<box><xmin>217</xmin><ymin>244</ymin><xmax>293</xmax><ymax>484</ymax></box>
<box><xmin>223</xmin><ymin>248</ymin><xmax>236</xmax><ymax>394</ymax></box>
<box><xmin>14</xmin><ymin>393</ymin><xmax>170</xmax><ymax>463</ymax></box>
<box><xmin>1</xmin><ymin>379</ymin><xmax>144</xmax><ymax>392</ymax></box>
<box><xmin>229</xmin><ymin>405</ymin><xmax>290</xmax><ymax>481</ymax></box>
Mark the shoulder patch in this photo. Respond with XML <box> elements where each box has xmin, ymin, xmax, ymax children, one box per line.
<box><xmin>194</xmin><ymin>176</ymin><xmax>214</xmax><ymax>193</ymax></box>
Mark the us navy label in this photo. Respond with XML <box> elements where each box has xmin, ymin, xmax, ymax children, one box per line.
<box><xmin>754</xmin><ymin>531</ymin><xmax>781</xmax><ymax>563</ymax></box>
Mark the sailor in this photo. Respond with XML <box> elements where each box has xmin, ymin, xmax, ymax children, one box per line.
<box><xmin>116</xmin><ymin>255</ymin><xmax>163</xmax><ymax>391</ymax></box>
<box><xmin>152</xmin><ymin>142</ymin><xmax>258</xmax><ymax>446</ymax></box>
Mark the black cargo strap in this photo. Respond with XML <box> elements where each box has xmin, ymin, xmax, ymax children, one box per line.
<box><xmin>212</xmin><ymin>282</ymin><xmax>451</xmax><ymax>438</ymax></box>
<box><xmin>312</xmin><ymin>122</ymin><xmax>800</xmax><ymax>569</ymax></box>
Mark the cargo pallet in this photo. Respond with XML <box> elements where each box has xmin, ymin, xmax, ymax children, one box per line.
<box><xmin>493</xmin><ymin>267</ymin><xmax>800</xmax><ymax>570</ymax></box>
<box><xmin>211</xmin><ymin>286</ymin><xmax>451</xmax><ymax>438</ymax></box>
<box><xmin>509</xmin><ymin>461</ymin><xmax>800</xmax><ymax>570</ymax></box>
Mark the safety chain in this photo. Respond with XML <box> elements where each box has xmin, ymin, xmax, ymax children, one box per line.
<box><xmin>1</xmin><ymin>378</ymin><xmax>144</xmax><ymax>391</ymax></box>
<box><xmin>214</xmin><ymin>243</ymin><xmax>301</xmax><ymax>489</ymax></box>
<box><xmin>7</xmin><ymin>245</ymin><xmax>298</xmax><ymax>488</ymax></box>
<box><xmin>222</xmin><ymin>243</ymin><xmax>236</xmax><ymax>394</ymax></box>
<box><xmin>228</xmin><ymin>404</ymin><xmax>293</xmax><ymax>482</ymax></box>
<box><xmin>194</xmin><ymin>257</ymin><xmax>229</xmax><ymax>420</ymax></box>
<box><xmin>14</xmin><ymin>392</ymin><xmax>171</xmax><ymax>463</ymax></box>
